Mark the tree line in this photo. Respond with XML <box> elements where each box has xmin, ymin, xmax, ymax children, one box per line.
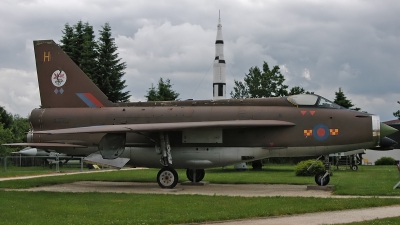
<box><xmin>230</xmin><ymin>61</ymin><xmax>361</xmax><ymax>110</ymax></box>
<box><xmin>0</xmin><ymin>107</ymin><xmax>30</xmax><ymax>156</ymax></box>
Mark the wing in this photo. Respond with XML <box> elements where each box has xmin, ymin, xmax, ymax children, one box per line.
<box><xmin>34</xmin><ymin>120</ymin><xmax>295</xmax><ymax>134</ymax></box>
<box><xmin>3</xmin><ymin>143</ymin><xmax>87</xmax><ymax>147</ymax></box>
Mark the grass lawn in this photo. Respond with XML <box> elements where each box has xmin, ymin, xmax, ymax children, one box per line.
<box><xmin>0</xmin><ymin>165</ymin><xmax>90</xmax><ymax>178</ymax></box>
<box><xmin>329</xmin><ymin>165</ymin><xmax>400</xmax><ymax>196</ymax></box>
<box><xmin>1</xmin><ymin>164</ymin><xmax>400</xmax><ymax>224</ymax></box>
<box><xmin>1</xmin><ymin>191</ymin><xmax>400</xmax><ymax>225</ymax></box>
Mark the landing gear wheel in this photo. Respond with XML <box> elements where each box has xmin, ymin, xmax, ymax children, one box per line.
<box><xmin>315</xmin><ymin>172</ymin><xmax>330</xmax><ymax>186</ymax></box>
<box><xmin>157</xmin><ymin>167</ymin><xmax>178</xmax><ymax>189</ymax></box>
<box><xmin>351</xmin><ymin>165</ymin><xmax>358</xmax><ymax>171</ymax></box>
<box><xmin>186</xmin><ymin>169</ymin><xmax>205</xmax><ymax>182</ymax></box>
<box><xmin>252</xmin><ymin>160</ymin><xmax>263</xmax><ymax>170</ymax></box>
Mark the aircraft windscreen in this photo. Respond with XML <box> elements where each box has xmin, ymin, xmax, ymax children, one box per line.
<box><xmin>287</xmin><ymin>95</ymin><xmax>318</xmax><ymax>106</ymax></box>
<box><xmin>287</xmin><ymin>94</ymin><xmax>342</xmax><ymax>108</ymax></box>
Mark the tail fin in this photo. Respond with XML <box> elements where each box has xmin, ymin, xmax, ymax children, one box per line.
<box><xmin>34</xmin><ymin>40</ymin><xmax>113</xmax><ymax>108</ymax></box>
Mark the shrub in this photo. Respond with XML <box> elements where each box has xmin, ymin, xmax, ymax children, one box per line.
<box><xmin>295</xmin><ymin>159</ymin><xmax>325</xmax><ymax>176</ymax></box>
<box><xmin>375</xmin><ymin>157</ymin><xmax>396</xmax><ymax>165</ymax></box>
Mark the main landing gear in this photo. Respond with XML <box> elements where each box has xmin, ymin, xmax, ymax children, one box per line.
<box><xmin>155</xmin><ymin>132</ymin><xmax>179</xmax><ymax>188</ymax></box>
<box><xmin>153</xmin><ymin>132</ymin><xmax>208</xmax><ymax>188</ymax></box>
<box><xmin>311</xmin><ymin>155</ymin><xmax>332</xmax><ymax>186</ymax></box>
<box><xmin>186</xmin><ymin>169</ymin><xmax>205</xmax><ymax>182</ymax></box>
<box><xmin>157</xmin><ymin>167</ymin><xmax>179</xmax><ymax>188</ymax></box>
<box><xmin>155</xmin><ymin>168</ymin><xmax>206</xmax><ymax>188</ymax></box>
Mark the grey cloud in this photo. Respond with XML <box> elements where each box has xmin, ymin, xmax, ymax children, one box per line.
<box><xmin>0</xmin><ymin>0</ymin><xmax>400</xmax><ymax>120</ymax></box>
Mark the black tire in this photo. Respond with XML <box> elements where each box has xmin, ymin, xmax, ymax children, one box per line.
<box><xmin>315</xmin><ymin>172</ymin><xmax>330</xmax><ymax>186</ymax></box>
<box><xmin>351</xmin><ymin>165</ymin><xmax>358</xmax><ymax>171</ymax></box>
<box><xmin>157</xmin><ymin>167</ymin><xmax>179</xmax><ymax>188</ymax></box>
<box><xmin>252</xmin><ymin>160</ymin><xmax>263</xmax><ymax>170</ymax></box>
<box><xmin>186</xmin><ymin>169</ymin><xmax>205</xmax><ymax>182</ymax></box>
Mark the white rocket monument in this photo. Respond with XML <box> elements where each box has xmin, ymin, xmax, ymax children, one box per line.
<box><xmin>213</xmin><ymin>11</ymin><xmax>226</xmax><ymax>100</ymax></box>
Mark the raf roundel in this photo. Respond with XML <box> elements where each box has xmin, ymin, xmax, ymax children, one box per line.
<box><xmin>51</xmin><ymin>70</ymin><xmax>67</xmax><ymax>87</ymax></box>
<box><xmin>313</xmin><ymin>124</ymin><xmax>330</xmax><ymax>141</ymax></box>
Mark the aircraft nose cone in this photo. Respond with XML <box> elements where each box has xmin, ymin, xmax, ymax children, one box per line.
<box><xmin>380</xmin><ymin>123</ymin><xmax>398</xmax><ymax>137</ymax></box>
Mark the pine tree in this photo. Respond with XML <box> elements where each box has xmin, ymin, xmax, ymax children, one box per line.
<box><xmin>334</xmin><ymin>88</ymin><xmax>360</xmax><ymax>111</ymax></box>
<box><xmin>80</xmin><ymin>22</ymin><xmax>98</xmax><ymax>82</ymax></box>
<box><xmin>145</xmin><ymin>84</ymin><xmax>159</xmax><ymax>101</ymax></box>
<box><xmin>145</xmin><ymin>78</ymin><xmax>180</xmax><ymax>101</ymax></box>
<box><xmin>60</xmin><ymin>21</ymin><xmax>130</xmax><ymax>102</ymax></box>
<box><xmin>97</xmin><ymin>23</ymin><xmax>130</xmax><ymax>102</ymax></box>
<box><xmin>60</xmin><ymin>23</ymin><xmax>74</xmax><ymax>59</ymax></box>
<box><xmin>71</xmin><ymin>21</ymin><xmax>85</xmax><ymax>68</ymax></box>
<box><xmin>60</xmin><ymin>21</ymin><xmax>85</xmax><ymax>67</ymax></box>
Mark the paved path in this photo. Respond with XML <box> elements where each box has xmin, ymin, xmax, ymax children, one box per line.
<box><xmin>200</xmin><ymin>205</ymin><xmax>400</xmax><ymax>225</ymax></box>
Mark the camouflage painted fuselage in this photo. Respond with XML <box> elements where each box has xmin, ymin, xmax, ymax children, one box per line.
<box><xmin>29</xmin><ymin>97</ymin><xmax>377</xmax><ymax>169</ymax></box>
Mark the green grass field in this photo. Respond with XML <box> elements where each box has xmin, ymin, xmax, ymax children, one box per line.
<box><xmin>0</xmin><ymin>162</ymin><xmax>89</xmax><ymax>178</ymax></box>
<box><xmin>1</xmin><ymin>191</ymin><xmax>400</xmax><ymax>225</ymax></box>
<box><xmin>1</xmin><ymin>164</ymin><xmax>400</xmax><ymax>224</ymax></box>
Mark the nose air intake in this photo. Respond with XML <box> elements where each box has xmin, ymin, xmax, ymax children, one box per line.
<box><xmin>380</xmin><ymin>123</ymin><xmax>398</xmax><ymax>137</ymax></box>
<box><xmin>373</xmin><ymin>123</ymin><xmax>399</xmax><ymax>150</ymax></box>
<box><xmin>371</xmin><ymin>115</ymin><xmax>398</xmax><ymax>151</ymax></box>
<box><xmin>371</xmin><ymin>115</ymin><xmax>398</xmax><ymax>150</ymax></box>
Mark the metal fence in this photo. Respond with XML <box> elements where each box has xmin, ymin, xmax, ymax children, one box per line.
<box><xmin>1</xmin><ymin>155</ymin><xmax>87</xmax><ymax>173</ymax></box>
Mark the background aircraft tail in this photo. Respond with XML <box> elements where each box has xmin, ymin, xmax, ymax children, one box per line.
<box><xmin>33</xmin><ymin>40</ymin><xmax>113</xmax><ymax>108</ymax></box>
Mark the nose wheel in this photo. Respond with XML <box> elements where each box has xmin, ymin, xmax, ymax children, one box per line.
<box><xmin>315</xmin><ymin>172</ymin><xmax>330</xmax><ymax>186</ymax></box>
<box><xmin>157</xmin><ymin>167</ymin><xmax>178</xmax><ymax>188</ymax></box>
<box><xmin>312</xmin><ymin>155</ymin><xmax>332</xmax><ymax>186</ymax></box>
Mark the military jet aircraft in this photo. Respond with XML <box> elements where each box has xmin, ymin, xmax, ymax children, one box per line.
<box><xmin>4</xmin><ymin>40</ymin><xmax>397</xmax><ymax>188</ymax></box>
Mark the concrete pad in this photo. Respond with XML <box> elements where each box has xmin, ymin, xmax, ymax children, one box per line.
<box><xmin>307</xmin><ymin>185</ymin><xmax>335</xmax><ymax>191</ymax></box>
<box><xmin>181</xmin><ymin>181</ymin><xmax>209</xmax><ymax>186</ymax></box>
<box><xmin>10</xmin><ymin>182</ymin><xmax>335</xmax><ymax>198</ymax></box>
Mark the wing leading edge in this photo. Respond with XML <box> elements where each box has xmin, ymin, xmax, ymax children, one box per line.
<box><xmin>3</xmin><ymin>143</ymin><xmax>87</xmax><ymax>148</ymax></box>
<box><xmin>34</xmin><ymin>120</ymin><xmax>295</xmax><ymax>135</ymax></box>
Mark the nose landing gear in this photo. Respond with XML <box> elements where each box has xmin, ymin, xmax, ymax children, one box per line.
<box><xmin>311</xmin><ymin>155</ymin><xmax>331</xmax><ymax>186</ymax></box>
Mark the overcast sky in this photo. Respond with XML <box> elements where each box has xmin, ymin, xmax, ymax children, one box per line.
<box><xmin>1</xmin><ymin>0</ymin><xmax>399</xmax><ymax>121</ymax></box>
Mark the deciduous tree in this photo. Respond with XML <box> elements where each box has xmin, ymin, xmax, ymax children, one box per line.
<box><xmin>393</xmin><ymin>110</ymin><xmax>400</xmax><ymax>120</ymax></box>
<box><xmin>0</xmin><ymin>106</ymin><xmax>12</xmax><ymax>129</ymax></box>
<box><xmin>231</xmin><ymin>62</ymin><xmax>288</xmax><ymax>98</ymax></box>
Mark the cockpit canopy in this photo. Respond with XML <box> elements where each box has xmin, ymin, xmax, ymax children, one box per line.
<box><xmin>287</xmin><ymin>94</ymin><xmax>342</xmax><ymax>109</ymax></box>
